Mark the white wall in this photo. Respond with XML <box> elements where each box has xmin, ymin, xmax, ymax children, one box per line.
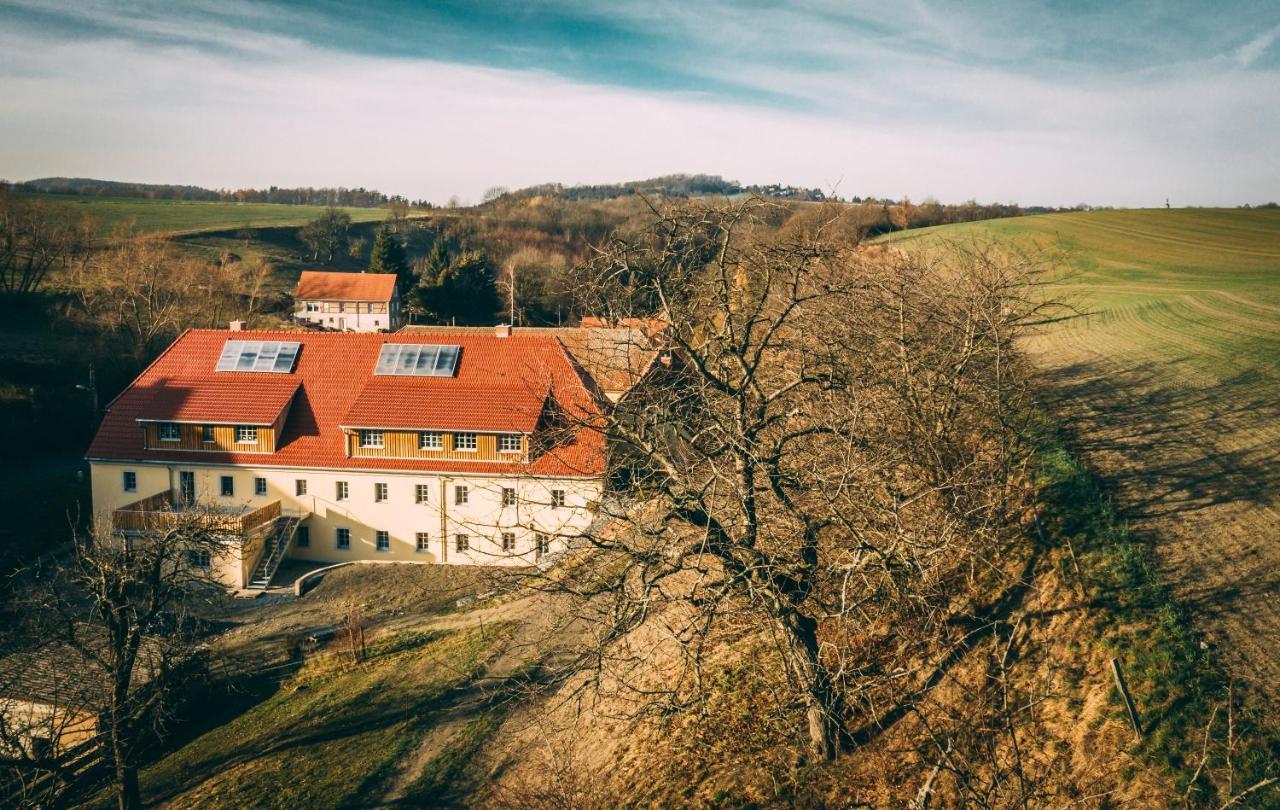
<box><xmin>294</xmin><ymin>306</ymin><xmax>392</xmax><ymax>333</ymax></box>
<box><xmin>91</xmin><ymin>461</ymin><xmax>601</xmax><ymax>582</ymax></box>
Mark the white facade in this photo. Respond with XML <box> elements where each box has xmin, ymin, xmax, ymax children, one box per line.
<box><xmin>91</xmin><ymin>460</ymin><xmax>601</xmax><ymax>585</ymax></box>
<box><xmin>295</xmin><ymin>297</ymin><xmax>399</xmax><ymax>332</ymax></box>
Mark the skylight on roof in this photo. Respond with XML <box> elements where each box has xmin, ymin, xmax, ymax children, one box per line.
<box><xmin>215</xmin><ymin>340</ymin><xmax>301</xmax><ymax>373</ymax></box>
<box><xmin>374</xmin><ymin>344</ymin><xmax>460</xmax><ymax>377</ymax></box>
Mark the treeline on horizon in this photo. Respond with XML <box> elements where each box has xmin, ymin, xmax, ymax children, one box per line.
<box><xmin>19</xmin><ymin>174</ymin><xmax>1041</xmax><ymax>224</ymax></box>
<box><xmin>17</xmin><ymin>177</ymin><xmax>410</xmax><ymax>209</ymax></box>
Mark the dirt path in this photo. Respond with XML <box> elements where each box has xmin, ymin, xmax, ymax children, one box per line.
<box><xmin>373</xmin><ymin>589</ymin><xmax>586</xmax><ymax>806</ymax></box>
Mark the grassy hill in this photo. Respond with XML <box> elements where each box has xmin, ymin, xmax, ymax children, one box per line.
<box><xmin>19</xmin><ymin>193</ymin><xmax>399</xmax><ymax>237</ymax></box>
<box><xmin>894</xmin><ymin>208</ymin><xmax>1280</xmax><ymax>711</ymax></box>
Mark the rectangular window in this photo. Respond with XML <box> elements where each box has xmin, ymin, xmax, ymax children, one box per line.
<box><xmin>122</xmin><ymin>471</ymin><xmax>137</xmax><ymax>492</ymax></box>
<box><xmin>360</xmin><ymin>429</ymin><xmax>384</xmax><ymax>449</ymax></box>
<box><xmin>502</xmin><ymin>487</ymin><xmax>516</xmax><ymax>507</ymax></box>
<box><xmin>455</xmin><ymin>534</ymin><xmax>469</xmax><ymax>552</ymax></box>
<box><xmin>416</xmin><ymin>532</ymin><xmax>430</xmax><ymax>552</ymax></box>
<box><xmin>535</xmin><ymin>533</ymin><xmax>549</xmax><ymax>560</ymax></box>
<box><xmin>236</xmin><ymin>425</ymin><xmax>257</xmax><ymax>444</ymax></box>
<box><xmin>551</xmin><ymin>489</ymin><xmax>566</xmax><ymax>509</ymax></box>
<box><xmin>254</xmin><ymin>477</ymin><xmax>267</xmax><ymax>496</ymax></box>
<box><xmin>336</xmin><ymin>481</ymin><xmax>348</xmax><ymax>501</ymax></box>
<box><xmin>376</xmin><ymin>530</ymin><xmax>390</xmax><ymax>552</ymax></box>
<box><xmin>220</xmin><ymin>475</ymin><xmax>234</xmax><ymax>497</ymax></box>
<box><xmin>374</xmin><ymin>482</ymin><xmax>388</xmax><ymax>502</ymax></box>
<box><xmin>455</xmin><ymin>485</ymin><xmax>468</xmax><ymax>505</ymax></box>
<box><xmin>296</xmin><ymin>525</ymin><xmax>310</xmax><ymax>548</ymax></box>
<box><xmin>305</xmin><ymin>301</ymin><xmax>319</xmax><ymax>312</ymax></box>
<box><xmin>296</xmin><ymin>479</ymin><xmax>307</xmax><ymax>496</ymax></box>
<box><xmin>336</xmin><ymin>528</ymin><xmax>351</xmax><ymax>550</ymax></box>
<box><xmin>188</xmin><ymin>550</ymin><xmax>211</xmax><ymax>568</ymax></box>
<box><xmin>415</xmin><ymin>484</ymin><xmax>430</xmax><ymax>504</ymax></box>
<box><xmin>501</xmin><ymin>532</ymin><xmax>515</xmax><ymax>552</ymax></box>
<box><xmin>159</xmin><ymin>422</ymin><xmax>180</xmax><ymax>442</ymax></box>
<box><xmin>453</xmin><ymin>432</ymin><xmax>477</xmax><ymax>452</ymax></box>
<box><xmin>419</xmin><ymin>431</ymin><xmax>443</xmax><ymax>450</ymax></box>
<box><xmin>498</xmin><ymin>434</ymin><xmax>522</xmax><ymax>453</ymax></box>
<box><xmin>201</xmin><ymin>425</ymin><xmax>215</xmax><ymax>443</ymax></box>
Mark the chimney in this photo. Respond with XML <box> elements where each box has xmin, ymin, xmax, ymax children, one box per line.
<box><xmin>495</xmin><ymin>324</ymin><xmax>512</xmax><ymax>338</ymax></box>
<box><xmin>229</xmin><ymin>320</ymin><xmax>247</xmax><ymax>331</ymax></box>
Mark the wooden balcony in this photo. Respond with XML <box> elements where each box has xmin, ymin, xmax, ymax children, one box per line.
<box><xmin>113</xmin><ymin>490</ymin><xmax>282</xmax><ymax>537</ymax></box>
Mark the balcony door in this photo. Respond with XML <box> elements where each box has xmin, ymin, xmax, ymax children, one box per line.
<box><xmin>178</xmin><ymin>471</ymin><xmax>195</xmax><ymax>507</ymax></box>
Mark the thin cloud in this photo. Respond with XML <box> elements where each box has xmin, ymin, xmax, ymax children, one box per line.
<box><xmin>1235</xmin><ymin>25</ymin><xmax>1280</xmax><ymax>67</ymax></box>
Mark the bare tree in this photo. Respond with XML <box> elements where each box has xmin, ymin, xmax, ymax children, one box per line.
<box><xmin>298</xmin><ymin>207</ymin><xmax>352</xmax><ymax>263</ymax></box>
<box><xmin>72</xmin><ymin>233</ymin><xmax>251</xmax><ymax>359</ymax></box>
<box><xmin>3</xmin><ymin>511</ymin><xmax>232</xmax><ymax>810</ymax></box>
<box><xmin>0</xmin><ymin>187</ymin><xmax>95</xmax><ymax>296</ymax></box>
<box><xmin>540</xmin><ymin>198</ymin><xmax>1054</xmax><ymax>765</ymax></box>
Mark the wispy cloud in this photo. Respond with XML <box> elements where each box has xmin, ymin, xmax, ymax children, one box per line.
<box><xmin>0</xmin><ymin>0</ymin><xmax>1276</xmax><ymax>205</ymax></box>
<box><xmin>1235</xmin><ymin>24</ymin><xmax>1280</xmax><ymax>67</ymax></box>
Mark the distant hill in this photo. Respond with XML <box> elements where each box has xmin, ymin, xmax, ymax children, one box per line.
<box><xmin>502</xmin><ymin>173</ymin><xmax>830</xmax><ymax>202</ymax></box>
<box><xmin>15</xmin><ymin>177</ymin><xmax>406</xmax><ymax>209</ymax></box>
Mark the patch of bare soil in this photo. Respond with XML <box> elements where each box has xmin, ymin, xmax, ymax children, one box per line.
<box><xmin>1025</xmin><ymin>320</ymin><xmax>1280</xmax><ymax>713</ymax></box>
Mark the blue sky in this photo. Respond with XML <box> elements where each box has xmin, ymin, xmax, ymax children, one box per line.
<box><xmin>1</xmin><ymin>0</ymin><xmax>1277</xmax><ymax>205</ymax></box>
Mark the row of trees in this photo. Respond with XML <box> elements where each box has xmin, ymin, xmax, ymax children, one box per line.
<box><xmin>17</xmin><ymin>178</ymin><xmax>408</xmax><ymax>209</ymax></box>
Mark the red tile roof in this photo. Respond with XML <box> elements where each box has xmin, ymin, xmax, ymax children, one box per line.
<box><xmin>403</xmin><ymin>324</ymin><xmax>664</xmax><ymax>398</ymax></box>
<box><xmin>341</xmin><ymin>382</ymin><xmax>547</xmax><ymax>433</ymax></box>
<box><xmin>87</xmin><ymin>330</ymin><xmax>604</xmax><ymax>478</ymax></box>
<box><xmin>136</xmin><ymin>377</ymin><xmax>299</xmax><ymax>426</ymax></box>
<box><xmin>295</xmin><ymin>271</ymin><xmax>397</xmax><ymax>302</ymax></box>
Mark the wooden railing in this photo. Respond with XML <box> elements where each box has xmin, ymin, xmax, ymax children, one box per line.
<box><xmin>113</xmin><ymin>491</ymin><xmax>282</xmax><ymax>538</ymax></box>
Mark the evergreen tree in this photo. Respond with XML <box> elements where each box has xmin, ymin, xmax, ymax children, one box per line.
<box><xmin>368</xmin><ymin>224</ymin><xmax>411</xmax><ymax>292</ymax></box>
<box><xmin>412</xmin><ymin>249</ymin><xmax>500</xmax><ymax>324</ymax></box>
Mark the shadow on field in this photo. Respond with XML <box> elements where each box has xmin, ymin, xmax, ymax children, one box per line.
<box><xmin>1037</xmin><ymin>359</ymin><xmax>1280</xmax><ymax>520</ymax></box>
<box><xmin>1035</xmin><ymin>356</ymin><xmax>1280</xmax><ymax>705</ymax></box>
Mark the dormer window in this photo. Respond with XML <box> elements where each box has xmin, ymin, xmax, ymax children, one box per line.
<box><xmin>158</xmin><ymin>423</ymin><xmax>180</xmax><ymax>442</ymax></box>
<box><xmin>419</xmin><ymin>431</ymin><xmax>443</xmax><ymax>450</ymax></box>
<box><xmin>236</xmin><ymin>426</ymin><xmax>258</xmax><ymax>444</ymax></box>
<box><xmin>498</xmin><ymin>434</ymin><xmax>522</xmax><ymax>453</ymax></box>
<box><xmin>453</xmin><ymin>432</ymin><xmax>477</xmax><ymax>452</ymax></box>
<box><xmin>201</xmin><ymin>425</ymin><xmax>215</xmax><ymax>443</ymax></box>
<box><xmin>360</xmin><ymin>430</ymin><xmax>384</xmax><ymax>449</ymax></box>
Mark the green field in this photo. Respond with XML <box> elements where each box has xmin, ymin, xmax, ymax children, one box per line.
<box><xmin>897</xmin><ymin>208</ymin><xmax>1280</xmax><ymax>710</ymax></box>
<box><xmin>20</xmin><ymin>193</ymin><xmax>399</xmax><ymax>237</ymax></box>
<box><xmin>91</xmin><ymin>628</ymin><xmax>499</xmax><ymax>809</ymax></box>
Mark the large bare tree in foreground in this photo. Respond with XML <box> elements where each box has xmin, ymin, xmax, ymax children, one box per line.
<box><xmin>550</xmin><ymin>199</ymin><xmax>1055</xmax><ymax>763</ymax></box>
<box><xmin>1</xmin><ymin>513</ymin><xmax>231</xmax><ymax>810</ymax></box>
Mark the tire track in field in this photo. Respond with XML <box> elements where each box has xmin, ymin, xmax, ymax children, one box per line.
<box><xmin>1071</xmin><ymin>218</ymin><xmax>1280</xmax><ymax>259</ymax></box>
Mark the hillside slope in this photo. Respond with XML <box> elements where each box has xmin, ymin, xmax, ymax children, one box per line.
<box><xmin>897</xmin><ymin>209</ymin><xmax>1280</xmax><ymax>711</ymax></box>
<box><xmin>17</xmin><ymin>193</ymin><xmax>397</xmax><ymax>236</ymax></box>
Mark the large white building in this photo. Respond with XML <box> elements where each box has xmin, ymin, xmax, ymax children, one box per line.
<box><xmin>293</xmin><ymin>270</ymin><xmax>400</xmax><ymax>332</ymax></box>
<box><xmin>86</xmin><ymin>327</ymin><xmax>607</xmax><ymax>589</ymax></box>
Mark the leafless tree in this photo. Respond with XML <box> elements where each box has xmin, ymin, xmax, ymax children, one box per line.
<box><xmin>533</xmin><ymin>198</ymin><xmax>1057</xmax><ymax>768</ymax></box>
<box><xmin>0</xmin><ymin>186</ymin><xmax>95</xmax><ymax>296</ymax></box>
<box><xmin>72</xmin><ymin>233</ymin><xmax>255</xmax><ymax>359</ymax></box>
<box><xmin>2</xmin><ymin>510</ymin><xmax>233</xmax><ymax>810</ymax></box>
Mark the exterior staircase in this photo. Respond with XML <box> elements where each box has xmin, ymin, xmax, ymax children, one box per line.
<box><xmin>247</xmin><ymin>517</ymin><xmax>300</xmax><ymax>590</ymax></box>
